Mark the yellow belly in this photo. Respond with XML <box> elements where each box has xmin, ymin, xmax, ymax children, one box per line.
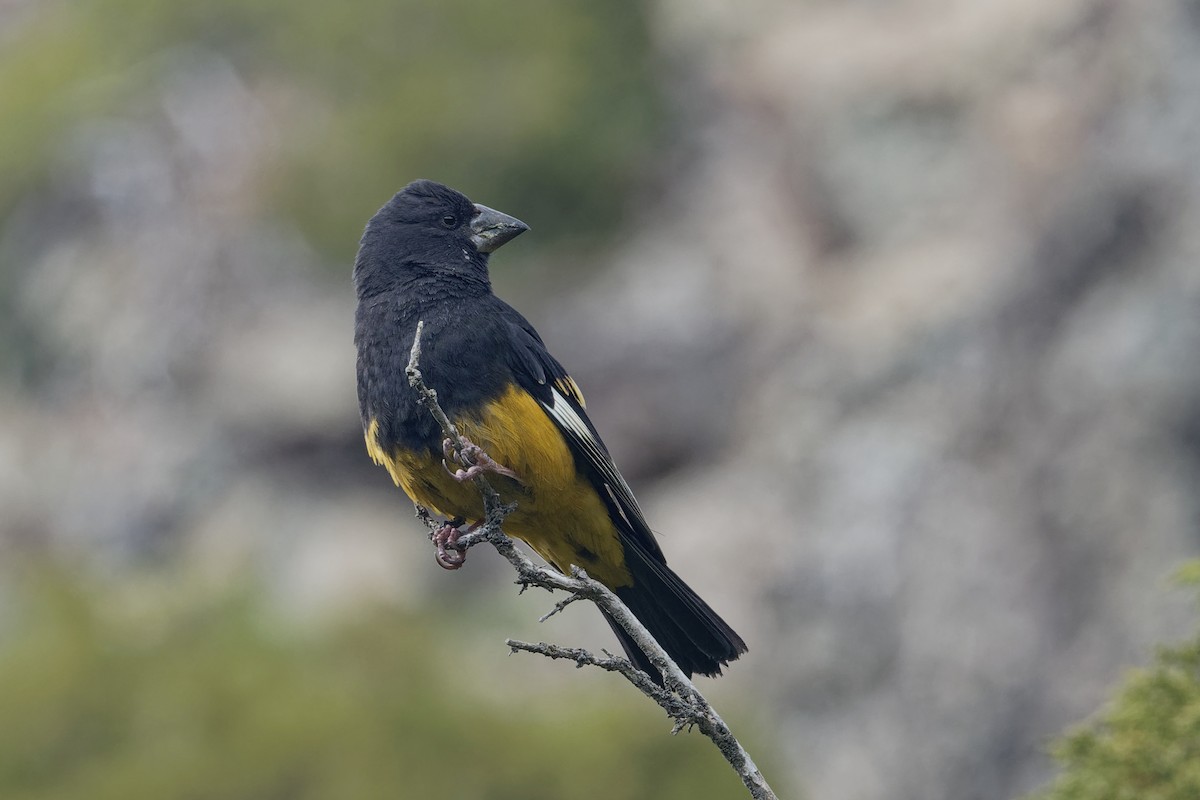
<box><xmin>365</xmin><ymin>385</ymin><xmax>632</xmax><ymax>587</ymax></box>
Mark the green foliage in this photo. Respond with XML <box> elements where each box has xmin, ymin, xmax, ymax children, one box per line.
<box><xmin>0</xmin><ymin>0</ymin><xmax>661</xmax><ymax>256</ymax></box>
<box><xmin>1032</xmin><ymin>564</ymin><xmax>1200</xmax><ymax>800</ymax></box>
<box><xmin>0</xmin><ymin>564</ymin><xmax>763</xmax><ymax>800</ymax></box>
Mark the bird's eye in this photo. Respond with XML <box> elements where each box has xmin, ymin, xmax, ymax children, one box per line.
<box><xmin>441</xmin><ymin>214</ymin><xmax>458</xmax><ymax>228</ymax></box>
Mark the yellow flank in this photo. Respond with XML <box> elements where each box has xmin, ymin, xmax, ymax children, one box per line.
<box><xmin>366</xmin><ymin>385</ymin><xmax>631</xmax><ymax>587</ymax></box>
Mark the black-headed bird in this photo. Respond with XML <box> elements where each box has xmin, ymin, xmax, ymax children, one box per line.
<box><xmin>354</xmin><ymin>180</ymin><xmax>746</xmax><ymax>681</ymax></box>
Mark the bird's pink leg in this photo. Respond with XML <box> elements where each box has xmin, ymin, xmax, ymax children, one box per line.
<box><xmin>442</xmin><ymin>436</ymin><xmax>520</xmax><ymax>483</ymax></box>
<box><xmin>433</xmin><ymin>519</ymin><xmax>466</xmax><ymax>570</ymax></box>
<box><xmin>432</xmin><ymin>518</ymin><xmax>484</xmax><ymax>570</ymax></box>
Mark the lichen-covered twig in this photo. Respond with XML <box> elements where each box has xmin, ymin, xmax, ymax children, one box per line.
<box><xmin>405</xmin><ymin>320</ymin><xmax>778</xmax><ymax>800</ymax></box>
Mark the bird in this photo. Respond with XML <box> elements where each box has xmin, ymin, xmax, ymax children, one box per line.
<box><xmin>353</xmin><ymin>179</ymin><xmax>746</xmax><ymax>682</ymax></box>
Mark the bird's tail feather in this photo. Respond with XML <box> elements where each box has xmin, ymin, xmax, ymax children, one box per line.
<box><xmin>601</xmin><ymin>543</ymin><xmax>747</xmax><ymax>684</ymax></box>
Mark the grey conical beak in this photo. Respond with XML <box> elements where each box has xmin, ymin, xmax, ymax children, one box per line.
<box><xmin>469</xmin><ymin>203</ymin><xmax>529</xmax><ymax>254</ymax></box>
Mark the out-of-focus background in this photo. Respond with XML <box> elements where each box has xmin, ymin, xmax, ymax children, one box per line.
<box><xmin>2</xmin><ymin>1</ymin><xmax>1199</xmax><ymax>798</ymax></box>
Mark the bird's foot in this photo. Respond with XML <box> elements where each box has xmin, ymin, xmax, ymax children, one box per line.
<box><xmin>442</xmin><ymin>436</ymin><xmax>520</xmax><ymax>483</ymax></box>
<box><xmin>433</xmin><ymin>518</ymin><xmax>467</xmax><ymax>570</ymax></box>
<box><xmin>432</xmin><ymin>518</ymin><xmax>486</xmax><ymax>570</ymax></box>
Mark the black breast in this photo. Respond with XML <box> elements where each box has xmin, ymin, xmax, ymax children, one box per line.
<box><xmin>355</xmin><ymin>291</ymin><xmax>514</xmax><ymax>456</ymax></box>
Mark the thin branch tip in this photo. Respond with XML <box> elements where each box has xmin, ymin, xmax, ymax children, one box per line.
<box><xmin>539</xmin><ymin>593</ymin><xmax>584</xmax><ymax>623</ymax></box>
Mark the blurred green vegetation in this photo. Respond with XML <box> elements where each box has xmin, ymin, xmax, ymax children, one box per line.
<box><xmin>0</xmin><ymin>0</ymin><xmax>662</xmax><ymax>260</ymax></box>
<box><xmin>1031</xmin><ymin>563</ymin><xmax>1200</xmax><ymax>800</ymax></box>
<box><xmin>0</xmin><ymin>562</ymin><xmax>774</xmax><ymax>800</ymax></box>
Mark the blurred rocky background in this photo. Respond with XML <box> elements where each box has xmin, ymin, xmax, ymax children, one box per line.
<box><xmin>2</xmin><ymin>0</ymin><xmax>1199</xmax><ymax>798</ymax></box>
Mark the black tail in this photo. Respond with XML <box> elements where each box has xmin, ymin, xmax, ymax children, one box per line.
<box><xmin>600</xmin><ymin>542</ymin><xmax>747</xmax><ymax>684</ymax></box>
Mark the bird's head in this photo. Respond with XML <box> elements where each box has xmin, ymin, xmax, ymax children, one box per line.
<box><xmin>354</xmin><ymin>180</ymin><xmax>529</xmax><ymax>297</ymax></box>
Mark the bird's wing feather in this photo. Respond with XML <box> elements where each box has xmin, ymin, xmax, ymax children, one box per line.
<box><xmin>499</xmin><ymin>306</ymin><xmax>663</xmax><ymax>561</ymax></box>
<box><xmin>504</xmin><ymin>317</ymin><xmax>587</xmax><ymax>407</ymax></box>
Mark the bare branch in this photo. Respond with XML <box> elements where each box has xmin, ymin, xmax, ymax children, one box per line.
<box><xmin>405</xmin><ymin>321</ymin><xmax>778</xmax><ymax>800</ymax></box>
<box><xmin>538</xmin><ymin>592</ymin><xmax>585</xmax><ymax>623</ymax></box>
<box><xmin>505</xmin><ymin>639</ymin><xmax>694</xmax><ymax>718</ymax></box>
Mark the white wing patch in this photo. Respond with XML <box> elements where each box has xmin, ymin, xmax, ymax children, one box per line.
<box><xmin>541</xmin><ymin>386</ymin><xmax>651</xmax><ymax>535</ymax></box>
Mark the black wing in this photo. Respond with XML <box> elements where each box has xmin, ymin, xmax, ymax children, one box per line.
<box><xmin>496</xmin><ymin>302</ymin><xmax>665</xmax><ymax>562</ymax></box>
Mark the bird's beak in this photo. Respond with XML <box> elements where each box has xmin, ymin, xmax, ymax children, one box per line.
<box><xmin>470</xmin><ymin>203</ymin><xmax>529</xmax><ymax>254</ymax></box>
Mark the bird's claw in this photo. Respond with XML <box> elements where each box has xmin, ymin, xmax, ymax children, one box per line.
<box><xmin>442</xmin><ymin>436</ymin><xmax>520</xmax><ymax>483</ymax></box>
<box><xmin>433</xmin><ymin>520</ymin><xmax>466</xmax><ymax>570</ymax></box>
<box><xmin>432</xmin><ymin>519</ymin><xmax>485</xmax><ymax>570</ymax></box>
